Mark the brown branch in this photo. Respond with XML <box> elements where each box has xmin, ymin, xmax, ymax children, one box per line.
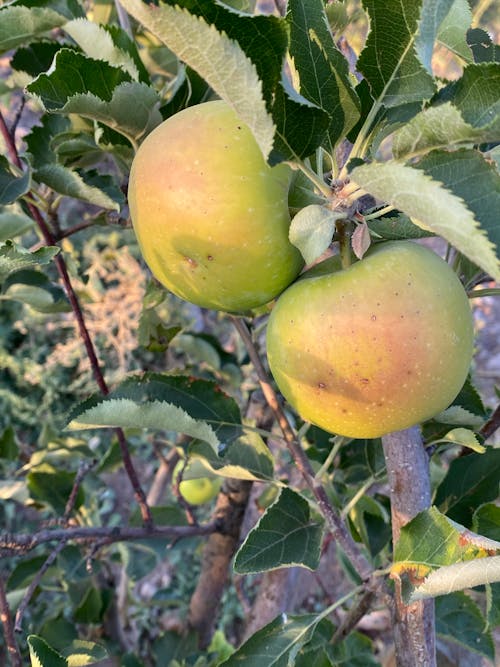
<box><xmin>230</xmin><ymin>316</ymin><xmax>373</xmax><ymax>582</ymax></box>
<box><xmin>332</xmin><ymin>589</ymin><xmax>377</xmax><ymax>644</ymax></box>
<box><xmin>64</xmin><ymin>459</ymin><xmax>97</xmax><ymax>521</ymax></box>
<box><xmin>0</xmin><ymin>577</ymin><xmax>22</xmax><ymax>667</ymax></box>
<box><xmin>382</xmin><ymin>427</ymin><xmax>436</xmax><ymax>667</ymax></box>
<box><xmin>14</xmin><ymin>540</ymin><xmax>67</xmax><ymax>633</ymax></box>
<box><xmin>187</xmin><ymin>478</ymin><xmax>252</xmax><ymax>648</ymax></box>
<box><xmin>0</xmin><ymin>522</ymin><xmax>219</xmax><ymax>554</ymax></box>
<box><xmin>480</xmin><ymin>402</ymin><xmax>500</xmax><ymax>441</ymax></box>
<box><xmin>0</xmin><ymin>109</ymin><xmax>152</xmax><ymax>528</ymax></box>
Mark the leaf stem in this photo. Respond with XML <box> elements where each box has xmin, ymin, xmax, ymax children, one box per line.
<box><xmin>295</xmin><ymin>160</ymin><xmax>332</xmax><ymax>199</ymax></box>
<box><xmin>364</xmin><ymin>204</ymin><xmax>395</xmax><ymax>221</ymax></box>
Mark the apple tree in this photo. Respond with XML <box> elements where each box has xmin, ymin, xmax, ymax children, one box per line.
<box><xmin>0</xmin><ymin>0</ymin><xmax>499</xmax><ymax>666</ymax></box>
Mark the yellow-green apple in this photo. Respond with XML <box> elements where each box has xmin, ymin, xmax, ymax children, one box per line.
<box><xmin>266</xmin><ymin>241</ymin><xmax>474</xmax><ymax>439</ymax></box>
<box><xmin>174</xmin><ymin>458</ymin><xmax>221</xmax><ymax>506</ymax></box>
<box><xmin>128</xmin><ymin>100</ymin><xmax>303</xmax><ymax>312</ymax></box>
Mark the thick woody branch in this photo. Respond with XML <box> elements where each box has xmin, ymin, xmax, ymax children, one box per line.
<box><xmin>382</xmin><ymin>427</ymin><xmax>436</xmax><ymax>667</ymax></box>
<box><xmin>187</xmin><ymin>478</ymin><xmax>252</xmax><ymax>648</ymax></box>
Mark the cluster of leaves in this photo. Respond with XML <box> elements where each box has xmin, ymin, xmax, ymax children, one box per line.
<box><xmin>1</xmin><ymin>0</ymin><xmax>500</xmax><ymax>665</ymax></box>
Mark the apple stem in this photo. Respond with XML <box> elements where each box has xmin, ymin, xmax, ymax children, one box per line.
<box><xmin>336</xmin><ymin>219</ymin><xmax>352</xmax><ymax>269</ymax></box>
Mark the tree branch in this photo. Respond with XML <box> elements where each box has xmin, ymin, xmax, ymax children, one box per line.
<box><xmin>0</xmin><ymin>109</ymin><xmax>152</xmax><ymax>528</ymax></box>
<box><xmin>0</xmin><ymin>577</ymin><xmax>22</xmax><ymax>667</ymax></box>
<box><xmin>231</xmin><ymin>316</ymin><xmax>373</xmax><ymax>582</ymax></box>
<box><xmin>187</xmin><ymin>478</ymin><xmax>252</xmax><ymax>648</ymax></box>
<box><xmin>382</xmin><ymin>427</ymin><xmax>436</xmax><ymax>667</ymax></box>
<box><xmin>0</xmin><ymin>522</ymin><xmax>219</xmax><ymax>554</ymax></box>
<box><xmin>480</xmin><ymin>402</ymin><xmax>500</xmax><ymax>441</ymax></box>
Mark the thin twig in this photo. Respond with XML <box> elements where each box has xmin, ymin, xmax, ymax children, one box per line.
<box><xmin>331</xmin><ymin>589</ymin><xmax>377</xmax><ymax>644</ymax></box>
<box><xmin>0</xmin><ymin>109</ymin><xmax>153</xmax><ymax>528</ymax></box>
<box><xmin>1</xmin><ymin>522</ymin><xmax>219</xmax><ymax>554</ymax></box>
<box><xmin>230</xmin><ymin>316</ymin><xmax>373</xmax><ymax>582</ymax></box>
<box><xmin>0</xmin><ymin>577</ymin><xmax>22</xmax><ymax>667</ymax></box>
<box><xmin>63</xmin><ymin>459</ymin><xmax>97</xmax><ymax>522</ymax></box>
<box><xmin>14</xmin><ymin>540</ymin><xmax>67</xmax><ymax>632</ymax></box>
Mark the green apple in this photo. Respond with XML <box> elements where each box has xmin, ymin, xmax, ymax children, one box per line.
<box><xmin>173</xmin><ymin>458</ymin><xmax>221</xmax><ymax>506</ymax></box>
<box><xmin>128</xmin><ymin>100</ymin><xmax>303</xmax><ymax>312</ymax></box>
<box><xmin>266</xmin><ymin>241</ymin><xmax>474</xmax><ymax>439</ymax></box>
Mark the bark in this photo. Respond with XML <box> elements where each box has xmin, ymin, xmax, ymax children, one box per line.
<box><xmin>242</xmin><ymin>568</ymin><xmax>304</xmax><ymax>641</ymax></box>
<box><xmin>187</xmin><ymin>478</ymin><xmax>252</xmax><ymax>648</ymax></box>
<box><xmin>382</xmin><ymin>427</ymin><xmax>436</xmax><ymax>667</ymax></box>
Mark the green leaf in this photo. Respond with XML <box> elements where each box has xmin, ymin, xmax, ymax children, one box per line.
<box><xmin>437</xmin><ymin>427</ymin><xmax>486</xmax><ymax>453</ymax></box>
<box><xmin>0</xmin><ymin>426</ymin><xmax>19</xmax><ymax>460</ymax></box>
<box><xmin>358</xmin><ymin>0</ymin><xmax>436</xmax><ymax>107</ymax></box>
<box><xmin>190</xmin><ymin>426</ymin><xmax>275</xmax><ymax>481</ymax></box>
<box><xmin>435</xmin><ymin>448</ymin><xmax>500</xmax><ymax>526</ymax></box>
<box><xmin>61</xmin><ymin>640</ymin><xmax>108</xmax><ymax>666</ymax></box>
<box><xmin>0</xmin><ymin>241</ymin><xmax>59</xmax><ymax>284</ymax></box>
<box><xmin>415</xmin><ymin>149</ymin><xmax>500</xmax><ymax>270</ymax></box>
<box><xmin>26</xmin><ymin>50</ymin><xmax>162</xmax><ymax>145</ymax></box>
<box><xmin>234</xmin><ymin>487</ymin><xmax>324</xmax><ymax>574</ymax></box>
<box><xmin>289</xmin><ymin>205</ymin><xmax>344</xmax><ymax>265</ymax></box>
<box><xmin>219</xmin><ymin>614</ymin><xmax>321</xmax><ymax>667</ymax></box>
<box><xmin>436</xmin><ymin>0</ymin><xmax>473</xmax><ymax>63</ymax></box>
<box><xmin>351</xmin><ymin>160</ymin><xmax>500</xmax><ymax>280</ymax></box>
<box><xmin>24</xmin><ymin>114</ymin><xmax>124</xmax><ymax>209</ymax></box>
<box><xmin>67</xmin><ymin>373</ymin><xmax>242</xmax><ymax>453</ymax></box>
<box><xmin>415</xmin><ymin>0</ymin><xmax>456</xmax><ymax>73</ymax></box>
<box><xmin>366</xmin><ymin>212</ymin><xmax>432</xmax><ymax>240</ymax></box>
<box><xmin>436</xmin><ymin>592</ymin><xmax>495</xmax><ymax>661</ymax></box>
<box><xmin>118</xmin><ymin>0</ymin><xmax>277</xmax><ymax>160</ymax></box>
<box><xmin>393</xmin><ymin>506</ymin><xmax>500</xmax><ymax>602</ymax></box>
<box><xmin>28</xmin><ymin>635</ymin><xmax>67</xmax><ymax>667</ymax></box>
<box><xmin>441</xmin><ymin>63</ymin><xmax>500</xmax><ymax>129</ymax></box>
<box><xmin>0</xmin><ymin>206</ymin><xmax>35</xmax><ymax>241</ymax></box>
<box><xmin>271</xmin><ymin>80</ymin><xmax>331</xmax><ymax>162</ymax></box>
<box><xmin>2</xmin><ymin>269</ymin><xmax>70</xmax><ymax>313</ymax></box>
<box><xmin>0</xmin><ymin>6</ymin><xmax>66</xmax><ymax>54</ymax></box>
<box><xmin>0</xmin><ymin>155</ymin><xmax>31</xmax><ymax>205</ymax></box>
<box><xmin>73</xmin><ymin>588</ymin><xmax>103</xmax><ymax>624</ymax></box>
<box><xmin>473</xmin><ymin>503</ymin><xmax>500</xmax><ymax>541</ymax></box>
<box><xmin>286</xmin><ymin>0</ymin><xmax>360</xmax><ymax>153</ymax></box>
<box><xmin>11</xmin><ymin>41</ymin><xmax>61</xmax><ymax>77</ymax></box>
<box><xmin>467</xmin><ymin>28</ymin><xmax>500</xmax><ymax>64</ymax></box>
<box><xmin>392</xmin><ymin>102</ymin><xmax>500</xmax><ymax>159</ymax></box>
<box><xmin>27</xmin><ymin>465</ymin><xmax>85</xmax><ymax>514</ymax></box>
<box><xmin>63</xmin><ymin>19</ymin><xmax>143</xmax><ymax>80</ymax></box>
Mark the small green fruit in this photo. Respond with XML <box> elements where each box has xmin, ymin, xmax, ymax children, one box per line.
<box><xmin>266</xmin><ymin>241</ymin><xmax>474</xmax><ymax>439</ymax></box>
<box><xmin>174</xmin><ymin>459</ymin><xmax>221</xmax><ymax>506</ymax></box>
<box><xmin>128</xmin><ymin>100</ymin><xmax>303</xmax><ymax>312</ymax></box>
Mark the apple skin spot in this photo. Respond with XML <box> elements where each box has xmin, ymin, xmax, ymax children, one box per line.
<box><xmin>266</xmin><ymin>241</ymin><xmax>474</xmax><ymax>439</ymax></box>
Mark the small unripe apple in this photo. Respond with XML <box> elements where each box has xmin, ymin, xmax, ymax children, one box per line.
<box><xmin>128</xmin><ymin>100</ymin><xmax>303</xmax><ymax>312</ymax></box>
<box><xmin>173</xmin><ymin>459</ymin><xmax>221</xmax><ymax>506</ymax></box>
<box><xmin>266</xmin><ymin>241</ymin><xmax>474</xmax><ymax>439</ymax></box>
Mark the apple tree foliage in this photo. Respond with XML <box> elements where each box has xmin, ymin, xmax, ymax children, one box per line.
<box><xmin>0</xmin><ymin>0</ymin><xmax>499</xmax><ymax>665</ymax></box>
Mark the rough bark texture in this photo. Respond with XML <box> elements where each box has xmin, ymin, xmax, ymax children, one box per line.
<box><xmin>187</xmin><ymin>478</ymin><xmax>252</xmax><ymax>648</ymax></box>
<box><xmin>382</xmin><ymin>427</ymin><xmax>436</xmax><ymax>667</ymax></box>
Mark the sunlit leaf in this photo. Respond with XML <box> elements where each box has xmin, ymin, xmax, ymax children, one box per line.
<box><xmin>351</xmin><ymin>160</ymin><xmax>500</xmax><ymax>280</ymax></box>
